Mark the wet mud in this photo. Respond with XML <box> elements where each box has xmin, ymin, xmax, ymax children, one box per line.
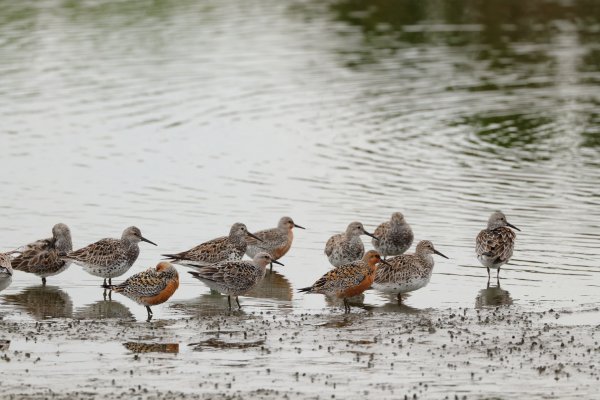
<box><xmin>1</xmin><ymin>301</ymin><xmax>599</xmax><ymax>399</ymax></box>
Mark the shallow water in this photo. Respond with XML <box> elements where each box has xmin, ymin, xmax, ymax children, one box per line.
<box><xmin>0</xmin><ymin>0</ymin><xmax>599</xmax><ymax>396</ymax></box>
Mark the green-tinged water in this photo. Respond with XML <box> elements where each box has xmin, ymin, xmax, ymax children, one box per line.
<box><xmin>0</xmin><ymin>1</ymin><xmax>599</xmax><ymax>398</ymax></box>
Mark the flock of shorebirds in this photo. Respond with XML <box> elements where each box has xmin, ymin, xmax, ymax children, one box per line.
<box><xmin>0</xmin><ymin>211</ymin><xmax>519</xmax><ymax>320</ymax></box>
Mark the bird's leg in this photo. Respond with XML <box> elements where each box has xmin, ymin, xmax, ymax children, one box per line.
<box><xmin>146</xmin><ymin>306</ymin><xmax>153</xmax><ymax>322</ymax></box>
<box><xmin>109</xmin><ymin>278</ymin><xmax>112</xmax><ymax>286</ymax></box>
<box><xmin>42</xmin><ymin>277</ymin><xmax>47</xmax><ymax>286</ymax></box>
<box><xmin>227</xmin><ymin>295</ymin><xmax>232</xmax><ymax>311</ymax></box>
<box><xmin>269</xmin><ymin>262</ymin><xmax>273</xmax><ymax>273</ymax></box>
<box><xmin>103</xmin><ymin>278</ymin><xmax>107</xmax><ymax>286</ymax></box>
<box><xmin>236</xmin><ymin>296</ymin><xmax>242</xmax><ymax>310</ymax></box>
<box><xmin>397</xmin><ymin>292</ymin><xmax>402</xmax><ymax>304</ymax></box>
<box><xmin>108</xmin><ymin>290</ymin><xmax>112</xmax><ymax>300</ymax></box>
<box><xmin>486</xmin><ymin>267</ymin><xmax>490</xmax><ymax>280</ymax></box>
<box><xmin>103</xmin><ymin>289</ymin><xmax>107</xmax><ymax>301</ymax></box>
<box><xmin>343</xmin><ymin>298</ymin><xmax>350</xmax><ymax>314</ymax></box>
<box><xmin>496</xmin><ymin>268</ymin><xmax>501</xmax><ymax>285</ymax></box>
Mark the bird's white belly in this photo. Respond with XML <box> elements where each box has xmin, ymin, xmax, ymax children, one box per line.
<box><xmin>477</xmin><ymin>255</ymin><xmax>504</xmax><ymax>268</ymax></box>
<box><xmin>82</xmin><ymin>262</ymin><xmax>130</xmax><ymax>278</ymax></box>
<box><xmin>373</xmin><ymin>277</ymin><xmax>431</xmax><ymax>294</ymax></box>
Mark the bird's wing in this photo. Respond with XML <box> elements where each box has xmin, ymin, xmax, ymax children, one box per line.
<box><xmin>476</xmin><ymin>228</ymin><xmax>515</xmax><ymax>263</ymax></box>
<box><xmin>324</xmin><ymin>235</ymin><xmax>338</xmax><ymax>257</ymax></box>
<box><xmin>11</xmin><ymin>248</ymin><xmax>64</xmax><ymax>273</ymax></box>
<box><xmin>164</xmin><ymin>236</ymin><xmax>230</xmax><ymax>263</ymax></box>
<box><xmin>373</xmin><ymin>222</ymin><xmax>388</xmax><ymax>242</ymax></box>
<box><xmin>311</xmin><ymin>263</ymin><xmax>366</xmax><ymax>293</ymax></box>
<box><xmin>374</xmin><ymin>254</ymin><xmax>412</xmax><ymax>283</ymax></box>
<box><xmin>116</xmin><ymin>268</ymin><xmax>166</xmax><ymax>297</ymax></box>
<box><xmin>246</xmin><ymin>229</ymin><xmax>286</xmax><ymax>250</ymax></box>
<box><xmin>66</xmin><ymin>238</ymin><xmax>123</xmax><ymax>266</ymax></box>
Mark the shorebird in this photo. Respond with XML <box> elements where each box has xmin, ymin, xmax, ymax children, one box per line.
<box><xmin>188</xmin><ymin>252</ymin><xmax>282</xmax><ymax>310</ymax></box>
<box><xmin>0</xmin><ymin>253</ymin><xmax>13</xmax><ymax>292</ymax></box>
<box><xmin>372</xmin><ymin>212</ymin><xmax>413</xmax><ymax>259</ymax></box>
<box><xmin>162</xmin><ymin>222</ymin><xmax>262</xmax><ymax>269</ymax></box>
<box><xmin>103</xmin><ymin>261</ymin><xmax>179</xmax><ymax>321</ymax></box>
<box><xmin>476</xmin><ymin>211</ymin><xmax>520</xmax><ymax>282</ymax></box>
<box><xmin>62</xmin><ymin>226</ymin><xmax>156</xmax><ymax>286</ymax></box>
<box><xmin>10</xmin><ymin>223</ymin><xmax>73</xmax><ymax>285</ymax></box>
<box><xmin>299</xmin><ymin>250</ymin><xmax>389</xmax><ymax>313</ymax></box>
<box><xmin>372</xmin><ymin>240</ymin><xmax>448</xmax><ymax>303</ymax></box>
<box><xmin>245</xmin><ymin>216</ymin><xmax>304</xmax><ymax>272</ymax></box>
<box><xmin>324</xmin><ymin>221</ymin><xmax>378</xmax><ymax>267</ymax></box>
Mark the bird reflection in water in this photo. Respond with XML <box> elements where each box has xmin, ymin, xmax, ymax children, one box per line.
<box><xmin>123</xmin><ymin>342</ymin><xmax>179</xmax><ymax>354</ymax></box>
<box><xmin>475</xmin><ymin>282</ymin><xmax>513</xmax><ymax>308</ymax></box>
<box><xmin>2</xmin><ymin>285</ymin><xmax>73</xmax><ymax>319</ymax></box>
<box><xmin>245</xmin><ymin>270</ymin><xmax>292</xmax><ymax>301</ymax></box>
<box><xmin>174</xmin><ymin>271</ymin><xmax>293</xmax><ymax>316</ymax></box>
<box><xmin>75</xmin><ymin>299</ymin><xmax>134</xmax><ymax>320</ymax></box>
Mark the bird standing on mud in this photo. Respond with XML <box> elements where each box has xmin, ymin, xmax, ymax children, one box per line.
<box><xmin>10</xmin><ymin>223</ymin><xmax>73</xmax><ymax>285</ymax></box>
<box><xmin>372</xmin><ymin>240</ymin><xmax>448</xmax><ymax>303</ymax></box>
<box><xmin>324</xmin><ymin>221</ymin><xmax>378</xmax><ymax>267</ymax></box>
<box><xmin>62</xmin><ymin>226</ymin><xmax>156</xmax><ymax>286</ymax></box>
<box><xmin>245</xmin><ymin>216</ymin><xmax>304</xmax><ymax>272</ymax></box>
<box><xmin>476</xmin><ymin>211</ymin><xmax>520</xmax><ymax>282</ymax></box>
<box><xmin>299</xmin><ymin>250</ymin><xmax>389</xmax><ymax>313</ymax></box>
<box><xmin>162</xmin><ymin>222</ymin><xmax>262</xmax><ymax>269</ymax></box>
<box><xmin>372</xmin><ymin>212</ymin><xmax>413</xmax><ymax>259</ymax></box>
<box><xmin>103</xmin><ymin>261</ymin><xmax>179</xmax><ymax>322</ymax></box>
<box><xmin>188</xmin><ymin>252</ymin><xmax>282</xmax><ymax>310</ymax></box>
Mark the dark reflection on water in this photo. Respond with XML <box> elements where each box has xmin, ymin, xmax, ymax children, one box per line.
<box><xmin>475</xmin><ymin>283</ymin><xmax>513</xmax><ymax>308</ymax></box>
<box><xmin>245</xmin><ymin>271</ymin><xmax>293</xmax><ymax>301</ymax></box>
<box><xmin>75</xmin><ymin>299</ymin><xmax>134</xmax><ymax>320</ymax></box>
<box><xmin>2</xmin><ymin>285</ymin><xmax>73</xmax><ymax>319</ymax></box>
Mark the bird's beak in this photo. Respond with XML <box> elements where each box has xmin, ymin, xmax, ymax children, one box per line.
<box><xmin>246</xmin><ymin>231</ymin><xmax>263</xmax><ymax>242</ymax></box>
<box><xmin>379</xmin><ymin>259</ymin><xmax>392</xmax><ymax>267</ymax></box>
<box><xmin>507</xmin><ymin>222</ymin><xmax>521</xmax><ymax>232</ymax></box>
<box><xmin>364</xmin><ymin>231</ymin><xmax>378</xmax><ymax>240</ymax></box>
<box><xmin>140</xmin><ymin>236</ymin><xmax>158</xmax><ymax>246</ymax></box>
<box><xmin>293</xmin><ymin>223</ymin><xmax>305</xmax><ymax>230</ymax></box>
<box><xmin>272</xmin><ymin>259</ymin><xmax>285</xmax><ymax>266</ymax></box>
<box><xmin>434</xmin><ymin>249</ymin><xmax>449</xmax><ymax>259</ymax></box>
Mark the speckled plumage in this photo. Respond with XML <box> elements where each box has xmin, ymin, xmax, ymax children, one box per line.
<box><xmin>324</xmin><ymin>221</ymin><xmax>377</xmax><ymax>267</ymax></box>
<box><xmin>63</xmin><ymin>226</ymin><xmax>156</xmax><ymax>285</ymax></box>
<box><xmin>108</xmin><ymin>262</ymin><xmax>179</xmax><ymax>321</ymax></box>
<box><xmin>10</xmin><ymin>223</ymin><xmax>72</xmax><ymax>284</ymax></box>
<box><xmin>372</xmin><ymin>212</ymin><xmax>413</xmax><ymax>259</ymax></box>
<box><xmin>299</xmin><ymin>250</ymin><xmax>384</xmax><ymax>313</ymax></box>
<box><xmin>162</xmin><ymin>223</ymin><xmax>260</xmax><ymax>269</ymax></box>
<box><xmin>245</xmin><ymin>216</ymin><xmax>304</xmax><ymax>271</ymax></box>
<box><xmin>373</xmin><ymin>240</ymin><xmax>448</xmax><ymax>302</ymax></box>
<box><xmin>476</xmin><ymin>211</ymin><xmax>519</xmax><ymax>281</ymax></box>
<box><xmin>0</xmin><ymin>253</ymin><xmax>13</xmax><ymax>292</ymax></box>
<box><xmin>188</xmin><ymin>252</ymin><xmax>280</xmax><ymax>310</ymax></box>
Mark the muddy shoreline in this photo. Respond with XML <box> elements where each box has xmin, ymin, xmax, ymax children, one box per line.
<box><xmin>1</xmin><ymin>302</ymin><xmax>598</xmax><ymax>400</ymax></box>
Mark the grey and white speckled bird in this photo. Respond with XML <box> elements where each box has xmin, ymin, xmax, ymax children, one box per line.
<box><xmin>162</xmin><ymin>222</ymin><xmax>262</xmax><ymax>270</ymax></box>
<box><xmin>373</xmin><ymin>240</ymin><xmax>448</xmax><ymax>303</ymax></box>
<box><xmin>104</xmin><ymin>262</ymin><xmax>179</xmax><ymax>321</ymax></box>
<box><xmin>324</xmin><ymin>221</ymin><xmax>378</xmax><ymax>267</ymax></box>
<box><xmin>245</xmin><ymin>216</ymin><xmax>304</xmax><ymax>272</ymax></box>
<box><xmin>10</xmin><ymin>223</ymin><xmax>73</xmax><ymax>285</ymax></box>
<box><xmin>62</xmin><ymin>226</ymin><xmax>157</xmax><ymax>286</ymax></box>
<box><xmin>0</xmin><ymin>253</ymin><xmax>13</xmax><ymax>292</ymax></box>
<box><xmin>188</xmin><ymin>252</ymin><xmax>282</xmax><ymax>310</ymax></box>
<box><xmin>476</xmin><ymin>211</ymin><xmax>520</xmax><ymax>282</ymax></box>
<box><xmin>372</xmin><ymin>212</ymin><xmax>413</xmax><ymax>259</ymax></box>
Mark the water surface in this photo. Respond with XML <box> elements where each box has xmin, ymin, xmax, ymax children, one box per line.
<box><xmin>1</xmin><ymin>0</ymin><xmax>599</xmax><ymax>321</ymax></box>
